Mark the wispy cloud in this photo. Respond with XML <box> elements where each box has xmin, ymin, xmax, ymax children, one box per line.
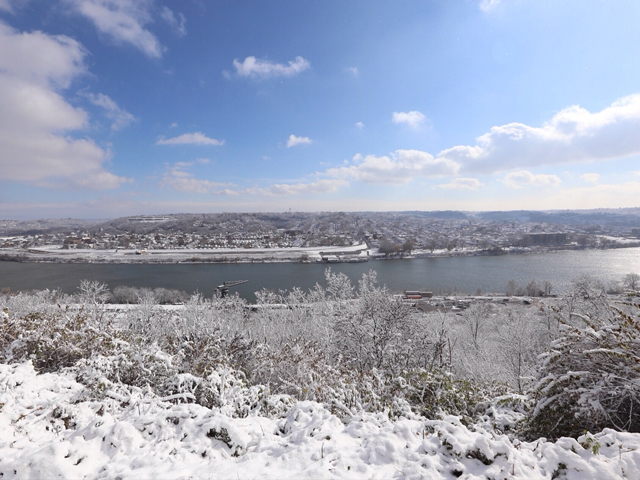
<box><xmin>439</xmin><ymin>94</ymin><xmax>640</xmax><ymax>174</ymax></box>
<box><xmin>156</xmin><ymin>132</ymin><xmax>224</xmax><ymax>146</ymax></box>
<box><xmin>347</xmin><ymin>66</ymin><xmax>358</xmax><ymax>76</ymax></box>
<box><xmin>581</xmin><ymin>173</ymin><xmax>600</xmax><ymax>184</ymax></box>
<box><xmin>160</xmin><ymin>6</ymin><xmax>186</xmax><ymax>37</ymax></box>
<box><xmin>160</xmin><ymin>162</ymin><xmax>236</xmax><ymax>194</ymax></box>
<box><xmin>436</xmin><ymin>178</ymin><xmax>483</xmax><ymax>190</ymax></box>
<box><xmin>392</xmin><ymin>110</ymin><xmax>426</xmax><ymax>128</ymax></box>
<box><xmin>355</xmin><ymin>122</ymin><xmax>364</xmax><ymax>129</ymax></box>
<box><xmin>503</xmin><ymin>171</ymin><xmax>561</xmax><ymax>189</ymax></box>
<box><xmin>66</xmin><ymin>0</ymin><xmax>162</xmax><ymax>58</ymax></box>
<box><xmin>286</xmin><ymin>134</ymin><xmax>312</xmax><ymax>148</ymax></box>
<box><xmin>231</xmin><ymin>56</ymin><xmax>310</xmax><ymax>79</ymax></box>
<box><xmin>507</xmin><ymin>181</ymin><xmax>640</xmax><ymax>210</ymax></box>
<box><xmin>250</xmin><ymin>179</ymin><xmax>348</xmax><ymax>196</ymax></box>
<box><xmin>479</xmin><ymin>0</ymin><xmax>501</xmax><ymax>12</ymax></box>
<box><xmin>0</xmin><ymin>20</ymin><xmax>129</xmax><ymax>189</ymax></box>
<box><xmin>80</xmin><ymin>91</ymin><xmax>136</xmax><ymax>130</ymax></box>
<box><xmin>327</xmin><ymin>150</ymin><xmax>459</xmax><ymax>185</ymax></box>
<box><xmin>0</xmin><ymin>0</ymin><xmax>26</xmax><ymax>13</ymax></box>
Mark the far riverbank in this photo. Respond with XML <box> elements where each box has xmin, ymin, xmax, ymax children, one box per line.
<box><xmin>2</xmin><ymin>242</ymin><xmax>639</xmax><ymax>265</ymax></box>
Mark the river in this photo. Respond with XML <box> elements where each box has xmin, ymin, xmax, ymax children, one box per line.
<box><xmin>1</xmin><ymin>248</ymin><xmax>640</xmax><ymax>301</ymax></box>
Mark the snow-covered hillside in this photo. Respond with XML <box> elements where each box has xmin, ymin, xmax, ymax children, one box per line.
<box><xmin>2</xmin><ymin>273</ymin><xmax>640</xmax><ymax>478</ymax></box>
<box><xmin>2</xmin><ymin>362</ymin><xmax>639</xmax><ymax>479</ymax></box>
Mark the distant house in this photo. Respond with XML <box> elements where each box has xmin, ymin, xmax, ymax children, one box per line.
<box><xmin>520</xmin><ymin>233</ymin><xmax>567</xmax><ymax>246</ymax></box>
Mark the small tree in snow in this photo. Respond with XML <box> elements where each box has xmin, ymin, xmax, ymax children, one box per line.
<box><xmin>333</xmin><ymin>270</ymin><xmax>413</xmax><ymax>372</ymax></box>
<box><xmin>624</xmin><ymin>272</ymin><xmax>640</xmax><ymax>292</ymax></box>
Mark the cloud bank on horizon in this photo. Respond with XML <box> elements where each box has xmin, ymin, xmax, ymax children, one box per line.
<box><xmin>1</xmin><ymin>0</ymin><xmax>640</xmax><ymax>218</ymax></box>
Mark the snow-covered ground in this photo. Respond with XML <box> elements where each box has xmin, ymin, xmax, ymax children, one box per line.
<box><xmin>2</xmin><ymin>362</ymin><xmax>639</xmax><ymax>479</ymax></box>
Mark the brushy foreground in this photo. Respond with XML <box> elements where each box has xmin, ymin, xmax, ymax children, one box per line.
<box><xmin>2</xmin><ymin>271</ymin><xmax>640</xmax><ymax>478</ymax></box>
<box><xmin>2</xmin><ymin>362</ymin><xmax>639</xmax><ymax>480</ymax></box>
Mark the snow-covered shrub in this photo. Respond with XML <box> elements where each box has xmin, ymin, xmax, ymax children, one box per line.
<box><xmin>529</xmin><ymin>300</ymin><xmax>640</xmax><ymax>439</ymax></box>
<box><xmin>74</xmin><ymin>334</ymin><xmax>274</xmax><ymax>418</ymax></box>
<box><xmin>475</xmin><ymin>393</ymin><xmax>531</xmax><ymax>435</ymax></box>
<box><xmin>165</xmin><ymin>329</ymin><xmax>257</xmax><ymax>382</ymax></box>
<box><xmin>1</xmin><ymin>303</ymin><xmax>122</xmax><ymax>373</ymax></box>
<box><xmin>449</xmin><ymin>302</ymin><xmax>550</xmax><ymax>394</ymax></box>
<box><xmin>249</xmin><ymin>338</ymin><xmax>336</xmax><ymax>399</ymax></box>
<box><xmin>111</xmin><ymin>285</ymin><xmax>139</xmax><ymax>304</ymax></box>
<box><xmin>109</xmin><ymin>285</ymin><xmax>189</xmax><ymax>304</ymax></box>
<box><xmin>161</xmin><ymin>367</ymin><xmax>277</xmax><ymax>417</ymax></box>
<box><xmin>245</xmin><ymin>337</ymin><xmax>386</xmax><ymax>419</ymax></box>
<box><xmin>495</xmin><ymin>308</ymin><xmax>548</xmax><ymax>393</ymax></box>
<box><xmin>333</xmin><ymin>270</ymin><xmax>417</xmax><ymax>372</ymax></box>
<box><xmin>0</xmin><ymin>289</ymin><xmax>69</xmax><ymax>320</ymax></box>
<box><xmin>400</xmin><ymin>370</ymin><xmax>485</xmax><ymax>422</ymax></box>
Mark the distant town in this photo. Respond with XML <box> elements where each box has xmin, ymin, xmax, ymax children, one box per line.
<box><xmin>1</xmin><ymin>209</ymin><xmax>640</xmax><ymax>264</ymax></box>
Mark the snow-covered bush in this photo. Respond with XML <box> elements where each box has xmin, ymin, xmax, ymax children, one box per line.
<box><xmin>529</xmin><ymin>300</ymin><xmax>640</xmax><ymax>439</ymax></box>
<box><xmin>450</xmin><ymin>302</ymin><xmax>550</xmax><ymax>394</ymax></box>
<box><xmin>1</xmin><ymin>302</ymin><xmax>122</xmax><ymax>373</ymax></box>
<box><xmin>0</xmin><ymin>270</ymin><xmax>584</xmax><ymax>430</ymax></box>
<box><xmin>332</xmin><ymin>270</ymin><xmax>434</xmax><ymax>373</ymax></box>
<box><xmin>109</xmin><ymin>285</ymin><xmax>189</xmax><ymax>304</ymax></box>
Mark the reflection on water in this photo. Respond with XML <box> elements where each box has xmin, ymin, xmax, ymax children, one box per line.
<box><xmin>1</xmin><ymin>248</ymin><xmax>640</xmax><ymax>302</ymax></box>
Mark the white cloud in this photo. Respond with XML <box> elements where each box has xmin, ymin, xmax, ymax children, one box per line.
<box><xmin>347</xmin><ymin>66</ymin><xmax>358</xmax><ymax>76</ymax></box>
<box><xmin>392</xmin><ymin>110</ymin><xmax>427</xmax><ymax>128</ymax></box>
<box><xmin>156</xmin><ymin>132</ymin><xmax>224</xmax><ymax>146</ymax></box>
<box><xmin>503</xmin><ymin>171</ymin><xmax>561</xmax><ymax>189</ymax></box>
<box><xmin>581</xmin><ymin>173</ymin><xmax>600</xmax><ymax>184</ymax></box>
<box><xmin>514</xmin><ymin>181</ymin><xmax>640</xmax><ymax>210</ymax></box>
<box><xmin>160</xmin><ymin>6</ymin><xmax>186</xmax><ymax>37</ymax></box>
<box><xmin>251</xmin><ymin>179</ymin><xmax>349</xmax><ymax>196</ymax></box>
<box><xmin>287</xmin><ymin>134</ymin><xmax>312</xmax><ymax>148</ymax></box>
<box><xmin>326</xmin><ymin>150</ymin><xmax>459</xmax><ymax>185</ymax></box>
<box><xmin>0</xmin><ymin>24</ymin><xmax>86</xmax><ymax>88</ymax></box>
<box><xmin>0</xmin><ymin>0</ymin><xmax>19</xmax><ymax>12</ymax></box>
<box><xmin>160</xmin><ymin>162</ymin><xmax>236</xmax><ymax>194</ymax></box>
<box><xmin>436</xmin><ymin>177</ymin><xmax>483</xmax><ymax>190</ymax></box>
<box><xmin>232</xmin><ymin>56</ymin><xmax>310</xmax><ymax>79</ymax></box>
<box><xmin>0</xmin><ymin>0</ymin><xmax>30</xmax><ymax>13</ymax></box>
<box><xmin>0</xmin><ymin>21</ymin><xmax>129</xmax><ymax>189</ymax></box>
<box><xmin>439</xmin><ymin>94</ymin><xmax>640</xmax><ymax>174</ymax></box>
<box><xmin>355</xmin><ymin>122</ymin><xmax>364</xmax><ymax>129</ymax></box>
<box><xmin>479</xmin><ymin>0</ymin><xmax>501</xmax><ymax>12</ymax></box>
<box><xmin>67</xmin><ymin>0</ymin><xmax>162</xmax><ymax>58</ymax></box>
<box><xmin>80</xmin><ymin>91</ymin><xmax>135</xmax><ymax>130</ymax></box>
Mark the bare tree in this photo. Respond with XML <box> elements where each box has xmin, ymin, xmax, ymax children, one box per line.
<box><xmin>624</xmin><ymin>273</ymin><xmax>640</xmax><ymax>292</ymax></box>
<box><xmin>77</xmin><ymin>279</ymin><xmax>110</xmax><ymax>324</ymax></box>
<box><xmin>461</xmin><ymin>302</ymin><xmax>493</xmax><ymax>350</ymax></box>
<box><xmin>496</xmin><ymin>308</ymin><xmax>546</xmax><ymax>393</ymax></box>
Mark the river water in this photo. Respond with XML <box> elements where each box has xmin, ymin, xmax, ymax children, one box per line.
<box><xmin>1</xmin><ymin>248</ymin><xmax>640</xmax><ymax>302</ymax></box>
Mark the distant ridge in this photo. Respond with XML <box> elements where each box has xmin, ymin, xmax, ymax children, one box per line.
<box><xmin>3</xmin><ymin>208</ymin><xmax>640</xmax><ymax>236</ymax></box>
<box><xmin>474</xmin><ymin>209</ymin><xmax>640</xmax><ymax>227</ymax></box>
<box><xmin>403</xmin><ymin>210</ymin><xmax>469</xmax><ymax>220</ymax></box>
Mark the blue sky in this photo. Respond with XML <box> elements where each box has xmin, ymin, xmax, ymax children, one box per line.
<box><xmin>2</xmin><ymin>0</ymin><xmax>640</xmax><ymax>219</ymax></box>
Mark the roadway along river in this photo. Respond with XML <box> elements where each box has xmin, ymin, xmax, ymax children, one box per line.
<box><xmin>1</xmin><ymin>247</ymin><xmax>640</xmax><ymax>302</ymax></box>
